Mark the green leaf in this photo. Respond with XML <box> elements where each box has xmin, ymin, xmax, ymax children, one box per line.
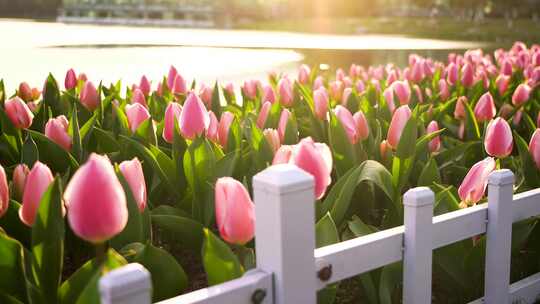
<box><xmin>121</xmin><ymin>242</ymin><xmax>188</xmax><ymax>301</ymax></box>
<box><xmin>379</xmin><ymin>263</ymin><xmax>402</xmax><ymax>304</ymax></box>
<box><xmin>202</xmin><ymin>229</ymin><xmax>243</xmax><ymax>286</ymax></box>
<box><xmin>514</xmin><ymin>131</ymin><xmax>540</xmax><ymax>188</ymax></box>
<box><xmin>151</xmin><ymin>215</ymin><xmax>204</xmax><ymax>251</ymax></box>
<box><xmin>418</xmin><ymin>158</ymin><xmax>441</xmax><ymax>188</ymax></box>
<box><xmin>0</xmin><ymin>201</ymin><xmax>31</xmax><ymax>248</ymax></box>
<box><xmin>328</xmin><ymin>111</ymin><xmax>357</xmax><ymax>177</ymax></box>
<box><xmin>0</xmin><ymin>233</ymin><xmax>28</xmax><ymax>302</ymax></box>
<box><xmin>69</xmin><ymin>105</ymin><xmax>83</xmax><ymax>161</ymax></box>
<box><xmin>211</xmin><ymin>82</ymin><xmax>222</xmax><ymax>117</ymax></box>
<box><xmin>134</xmin><ymin>118</ymin><xmax>157</xmax><ymax>146</ymax></box>
<box><xmin>31</xmin><ymin>178</ymin><xmax>64</xmax><ymax>304</ymax></box>
<box><xmin>43</xmin><ymin>74</ymin><xmax>64</xmax><ymax>116</ymax></box>
<box><xmin>283</xmin><ymin>111</ymin><xmax>299</xmax><ymax>145</ymax></box>
<box><xmin>22</xmin><ymin>133</ymin><xmax>39</xmax><ymax>167</ymax></box>
<box><xmin>93</xmin><ymin>127</ymin><xmax>120</xmax><ymax>153</ymax></box>
<box><xmin>28</xmin><ymin>130</ymin><xmax>79</xmax><ymax>172</ymax></box>
<box><xmin>315</xmin><ymin>213</ymin><xmax>340</xmax><ymax>248</ymax></box>
<box><xmin>396</xmin><ymin>116</ymin><xmax>418</xmax><ymax>159</ymax></box>
<box><xmin>463</xmin><ymin>100</ymin><xmax>481</xmax><ymax>140</ymax></box>
<box><xmin>348</xmin><ymin>215</ymin><xmax>377</xmax><ymax>237</ymax></box>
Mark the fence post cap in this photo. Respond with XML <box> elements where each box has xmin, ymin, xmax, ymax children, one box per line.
<box><xmin>403</xmin><ymin>187</ymin><xmax>434</xmax><ymax>207</ymax></box>
<box><xmin>253</xmin><ymin>164</ymin><xmax>314</xmax><ymax>194</ymax></box>
<box><xmin>488</xmin><ymin>169</ymin><xmax>514</xmax><ymax>186</ymax></box>
<box><xmin>99</xmin><ymin>263</ymin><xmax>151</xmax><ymax>299</ymax></box>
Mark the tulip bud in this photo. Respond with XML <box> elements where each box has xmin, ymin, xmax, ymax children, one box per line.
<box><xmin>224</xmin><ymin>82</ymin><xmax>235</xmax><ymax>97</ymax></box>
<box><xmin>179</xmin><ymin>92</ymin><xmax>210</xmax><ymax>140</ymax></box>
<box><xmin>262</xmin><ymin>84</ymin><xmax>276</xmax><ymax>104</ymax></box>
<box><xmin>162</xmin><ymin>102</ymin><xmax>182</xmax><ymax>143</ymax></box>
<box><xmin>278</xmin><ymin>77</ymin><xmax>294</xmax><ymax>107</ymax></box>
<box><xmin>5</xmin><ymin>97</ymin><xmax>34</xmax><ymax>129</ymax></box>
<box><xmin>499</xmin><ymin>104</ymin><xmax>514</xmax><ymax>120</ymax></box>
<box><xmin>392</xmin><ymin>81</ymin><xmax>410</xmax><ymax>105</ymax></box>
<box><xmin>218</xmin><ymin>112</ymin><xmax>235</xmax><ymax>148</ymax></box>
<box><xmin>206</xmin><ymin>111</ymin><xmax>219</xmax><ymax>142</ymax></box>
<box><xmin>484</xmin><ymin>117</ymin><xmax>513</xmax><ymax>158</ymax></box>
<box><xmin>512</xmin><ymin>83</ymin><xmax>532</xmax><ymax>107</ymax></box>
<box><xmin>413</xmin><ymin>84</ymin><xmax>423</xmax><ymax>104</ymax></box>
<box><xmin>342</xmin><ymin>87</ymin><xmax>352</xmax><ymax>105</ymax></box>
<box><xmin>263</xmin><ymin>128</ymin><xmax>280</xmax><ymax>153</ymax></box>
<box><xmin>529</xmin><ymin>129</ymin><xmax>540</xmax><ymax>169</ymax></box>
<box><xmin>501</xmin><ymin>59</ymin><xmax>513</xmax><ymax>76</ymax></box>
<box><xmin>45</xmin><ymin>115</ymin><xmax>72</xmax><ymax>151</ymax></box>
<box><xmin>199</xmin><ymin>84</ymin><xmax>213</xmax><ymax>108</ymax></box>
<box><xmin>18</xmin><ymin>82</ymin><xmax>33</xmax><ymax>102</ymax></box>
<box><xmin>329</xmin><ymin>81</ymin><xmax>344</xmax><ymax>102</ymax></box>
<box><xmin>447</xmin><ymin>63</ymin><xmax>458</xmax><ymax>85</ymax></box>
<box><xmin>80</xmin><ymin>81</ymin><xmax>100</xmax><ymax>111</ymax></box>
<box><xmin>167</xmin><ymin>65</ymin><xmax>178</xmax><ymax>90</ymax></box>
<box><xmin>172</xmin><ymin>74</ymin><xmax>187</xmax><ymax>95</ymax></box>
<box><xmin>257</xmin><ymin>101</ymin><xmax>271</xmax><ymax>129</ymax></box>
<box><xmin>356</xmin><ymin>80</ymin><xmax>365</xmax><ymax>94</ymax></box>
<box><xmin>19</xmin><ymin>162</ymin><xmax>55</xmax><ymax>226</ymax></box>
<box><xmin>458</xmin><ymin>157</ymin><xmax>496</xmax><ymax>206</ymax></box>
<box><xmin>384</xmin><ymin>87</ymin><xmax>396</xmax><ymax>114</ymax></box>
<box><xmin>215</xmin><ymin>177</ymin><xmax>255</xmax><ymax>245</ymax></box>
<box><xmin>313</xmin><ymin>76</ymin><xmax>325</xmax><ymax>90</ymax></box>
<box><xmin>298</xmin><ymin>64</ymin><xmax>311</xmax><ymax>84</ymax></box>
<box><xmin>156</xmin><ymin>81</ymin><xmax>164</xmax><ymax>97</ymax></box>
<box><xmin>65</xmin><ymin>154</ymin><xmax>127</xmax><ymax>243</ymax></box>
<box><xmin>131</xmin><ymin>89</ymin><xmax>147</xmax><ymax>108</ymax></box>
<box><xmin>343</xmin><ymin>77</ymin><xmax>353</xmax><ymax>88</ymax></box>
<box><xmin>460</xmin><ymin>63</ymin><xmax>474</xmax><ymax>88</ymax></box>
<box><xmin>242</xmin><ymin>80</ymin><xmax>258</xmax><ymax>100</ymax></box>
<box><xmin>65</xmin><ymin>68</ymin><xmax>77</xmax><ymax>90</ymax></box>
<box><xmin>13</xmin><ymin>163</ymin><xmax>29</xmax><ymax>201</ymax></box>
<box><xmin>353</xmin><ymin>111</ymin><xmax>369</xmax><ymax>141</ymax></box>
<box><xmin>277</xmin><ymin>109</ymin><xmax>290</xmax><ymax>143</ymax></box>
<box><xmin>427</xmin><ymin>121</ymin><xmax>441</xmax><ymax>153</ymax></box>
<box><xmin>139</xmin><ymin>75</ymin><xmax>151</xmax><ymax>96</ymax></box>
<box><xmin>313</xmin><ymin>87</ymin><xmax>329</xmax><ymax>120</ymax></box>
<box><xmin>474</xmin><ymin>92</ymin><xmax>496</xmax><ymax>122</ymax></box>
<box><xmin>119</xmin><ymin>158</ymin><xmax>147</xmax><ymax>212</ymax></box>
<box><xmin>387</xmin><ymin>105</ymin><xmax>412</xmax><ymax>149</ymax></box>
<box><xmin>0</xmin><ymin>165</ymin><xmax>8</xmax><ymax>218</ymax></box>
<box><xmin>411</xmin><ymin>60</ymin><xmax>424</xmax><ymax>82</ymax></box>
<box><xmin>496</xmin><ymin>74</ymin><xmax>511</xmax><ymax>95</ymax></box>
<box><xmin>454</xmin><ymin>96</ymin><xmax>467</xmax><ymax>120</ymax></box>
<box><xmin>438</xmin><ymin>79</ymin><xmax>450</xmax><ymax>101</ymax></box>
<box><xmin>272</xmin><ymin>137</ymin><xmax>332</xmax><ymax>199</ymax></box>
<box><xmin>125</xmin><ymin>103</ymin><xmax>151</xmax><ymax>133</ymax></box>
<box><xmin>334</xmin><ymin>105</ymin><xmax>358</xmax><ymax>145</ymax></box>
<box><xmin>380</xmin><ymin>140</ymin><xmax>391</xmax><ymax>160</ymax></box>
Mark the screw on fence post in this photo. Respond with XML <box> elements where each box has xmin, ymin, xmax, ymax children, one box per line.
<box><xmin>484</xmin><ymin>169</ymin><xmax>514</xmax><ymax>304</ymax></box>
<box><xmin>253</xmin><ymin>164</ymin><xmax>317</xmax><ymax>304</ymax></box>
<box><xmin>99</xmin><ymin>263</ymin><xmax>152</xmax><ymax>304</ymax></box>
<box><xmin>403</xmin><ymin>187</ymin><xmax>434</xmax><ymax>304</ymax></box>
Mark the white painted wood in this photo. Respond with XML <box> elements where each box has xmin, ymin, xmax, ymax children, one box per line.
<box><xmin>484</xmin><ymin>170</ymin><xmax>515</xmax><ymax>304</ymax></box>
<box><xmin>99</xmin><ymin>263</ymin><xmax>152</xmax><ymax>304</ymax></box>
<box><xmin>432</xmin><ymin>204</ymin><xmax>487</xmax><ymax>249</ymax></box>
<box><xmin>314</xmin><ymin>226</ymin><xmax>404</xmax><ymax>289</ymax></box>
<box><xmin>469</xmin><ymin>272</ymin><xmax>540</xmax><ymax>304</ymax></box>
<box><xmin>156</xmin><ymin>270</ymin><xmax>273</xmax><ymax>304</ymax></box>
<box><xmin>253</xmin><ymin>164</ymin><xmax>317</xmax><ymax>304</ymax></box>
<box><xmin>402</xmin><ymin>187</ymin><xmax>434</xmax><ymax>304</ymax></box>
<box><xmin>513</xmin><ymin>188</ymin><xmax>540</xmax><ymax>222</ymax></box>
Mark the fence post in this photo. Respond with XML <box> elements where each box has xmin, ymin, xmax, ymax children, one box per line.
<box><xmin>484</xmin><ymin>169</ymin><xmax>514</xmax><ymax>304</ymax></box>
<box><xmin>99</xmin><ymin>263</ymin><xmax>152</xmax><ymax>304</ymax></box>
<box><xmin>253</xmin><ymin>164</ymin><xmax>317</xmax><ymax>304</ymax></box>
<box><xmin>403</xmin><ymin>187</ymin><xmax>434</xmax><ymax>304</ymax></box>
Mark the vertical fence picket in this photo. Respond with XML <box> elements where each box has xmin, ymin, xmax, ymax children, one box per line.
<box><xmin>403</xmin><ymin>187</ymin><xmax>434</xmax><ymax>304</ymax></box>
<box><xmin>484</xmin><ymin>169</ymin><xmax>515</xmax><ymax>304</ymax></box>
<box><xmin>99</xmin><ymin>263</ymin><xmax>152</xmax><ymax>304</ymax></box>
<box><xmin>253</xmin><ymin>164</ymin><xmax>317</xmax><ymax>304</ymax></box>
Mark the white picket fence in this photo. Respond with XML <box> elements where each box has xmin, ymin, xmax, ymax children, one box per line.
<box><xmin>98</xmin><ymin>164</ymin><xmax>540</xmax><ymax>304</ymax></box>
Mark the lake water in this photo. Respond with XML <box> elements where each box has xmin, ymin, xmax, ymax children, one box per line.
<box><xmin>0</xmin><ymin>19</ymin><xmax>487</xmax><ymax>92</ymax></box>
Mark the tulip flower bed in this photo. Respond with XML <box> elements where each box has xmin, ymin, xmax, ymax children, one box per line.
<box><xmin>1</xmin><ymin>41</ymin><xmax>540</xmax><ymax>304</ymax></box>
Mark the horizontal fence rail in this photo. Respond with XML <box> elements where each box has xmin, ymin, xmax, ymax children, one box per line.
<box><xmin>99</xmin><ymin>166</ymin><xmax>540</xmax><ymax>304</ymax></box>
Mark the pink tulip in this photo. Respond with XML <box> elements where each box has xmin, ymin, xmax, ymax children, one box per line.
<box><xmin>336</xmin><ymin>68</ymin><xmax>346</xmax><ymax>81</ymax></box>
<box><xmin>19</xmin><ymin>162</ymin><xmax>54</xmax><ymax>226</ymax></box>
<box><xmin>0</xmin><ymin>165</ymin><xmax>8</xmax><ymax>218</ymax></box>
<box><xmin>119</xmin><ymin>158</ymin><xmax>147</xmax><ymax>212</ymax></box>
<box><xmin>156</xmin><ymin>81</ymin><xmax>164</xmax><ymax>97</ymax></box>
<box><xmin>387</xmin><ymin>105</ymin><xmax>412</xmax><ymax>149</ymax></box>
<box><xmin>65</xmin><ymin>154</ymin><xmax>128</xmax><ymax>243</ymax></box>
<box><xmin>77</xmin><ymin>73</ymin><xmax>88</xmax><ymax>84</ymax></box>
<box><xmin>272</xmin><ymin>137</ymin><xmax>332</xmax><ymax>199</ymax></box>
<box><xmin>413</xmin><ymin>84</ymin><xmax>423</xmax><ymax>104</ymax></box>
<box><xmin>484</xmin><ymin>117</ymin><xmax>513</xmax><ymax>158</ymax></box>
<box><xmin>172</xmin><ymin>74</ymin><xmax>187</xmax><ymax>95</ymax></box>
<box><xmin>45</xmin><ymin>115</ymin><xmax>72</xmax><ymax>151</ymax></box>
<box><xmin>262</xmin><ymin>84</ymin><xmax>276</xmax><ymax>104</ymax></box>
<box><xmin>125</xmin><ymin>103</ymin><xmax>151</xmax><ymax>133</ymax></box>
<box><xmin>139</xmin><ymin>75</ymin><xmax>151</xmax><ymax>96</ymax></box>
<box><xmin>80</xmin><ymin>81</ymin><xmax>100</xmax><ymax>111</ymax></box>
<box><xmin>313</xmin><ymin>76</ymin><xmax>325</xmax><ymax>90</ymax></box>
<box><xmin>329</xmin><ymin>80</ymin><xmax>344</xmax><ymax>101</ymax></box>
<box><xmin>278</xmin><ymin>77</ymin><xmax>294</xmax><ymax>107</ymax></box>
<box><xmin>343</xmin><ymin>77</ymin><xmax>353</xmax><ymax>88</ymax></box>
<box><xmin>474</xmin><ymin>92</ymin><xmax>496</xmax><ymax>122</ymax></box>
<box><xmin>298</xmin><ymin>64</ymin><xmax>311</xmax><ymax>84</ymax></box>
<box><xmin>218</xmin><ymin>112</ymin><xmax>235</xmax><ymax>148</ymax></box>
<box><xmin>18</xmin><ymin>82</ymin><xmax>33</xmax><ymax>102</ymax></box>
<box><xmin>199</xmin><ymin>84</ymin><xmax>213</xmax><ymax>108</ymax></box>
<box><xmin>179</xmin><ymin>93</ymin><xmax>210</xmax><ymax>140</ymax></box>
<box><xmin>380</xmin><ymin>140</ymin><xmax>391</xmax><ymax>160</ymax></box>
<box><xmin>410</xmin><ymin>60</ymin><xmax>424</xmax><ymax>82</ymax></box>
<box><xmin>454</xmin><ymin>96</ymin><xmax>467</xmax><ymax>120</ymax></box>
<box><xmin>356</xmin><ymin>80</ymin><xmax>366</xmax><ymax>94</ymax></box>
<box><xmin>263</xmin><ymin>128</ymin><xmax>281</xmax><ymax>153</ymax></box>
<box><xmin>353</xmin><ymin>111</ymin><xmax>369</xmax><ymax>141</ymax></box>
<box><xmin>501</xmin><ymin>59</ymin><xmax>513</xmax><ymax>76</ymax></box>
<box><xmin>224</xmin><ymin>82</ymin><xmax>235</xmax><ymax>97</ymax></box>
<box><xmin>384</xmin><ymin>87</ymin><xmax>396</xmax><ymax>114</ymax></box>
<box><xmin>31</xmin><ymin>87</ymin><xmax>41</xmax><ymax>101</ymax></box>
<box><xmin>65</xmin><ymin>68</ymin><xmax>77</xmax><ymax>90</ymax></box>
<box><xmin>13</xmin><ymin>163</ymin><xmax>29</xmax><ymax>201</ymax></box>
<box><xmin>131</xmin><ymin>89</ymin><xmax>147</xmax><ymax>108</ymax></box>
<box><xmin>206</xmin><ymin>111</ymin><xmax>219</xmax><ymax>142</ymax></box>
<box><xmin>5</xmin><ymin>97</ymin><xmax>34</xmax><ymax>129</ymax></box>
<box><xmin>499</xmin><ymin>104</ymin><xmax>514</xmax><ymax>120</ymax></box>
<box><xmin>313</xmin><ymin>87</ymin><xmax>329</xmax><ymax>120</ymax></box>
<box><xmin>438</xmin><ymin>79</ymin><xmax>450</xmax><ymax>101</ymax></box>
<box><xmin>512</xmin><ymin>83</ymin><xmax>532</xmax><ymax>107</ymax></box>
<box><xmin>334</xmin><ymin>105</ymin><xmax>358</xmax><ymax>145</ymax></box>
<box><xmin>427</xmin><ymin>121</ymin><xmax>441</xmax><ymax>153</ymax></box>
<box><xmin>162</xmin><ymin>102</ymin><xmax>182</xmax><ymax>143</ymax></box>
<box><xmin>496</xmin><ymin>74</ymin><xmax>511</xmax><ymax>95</ymax></box>
<box><xmin>257</xmin><ymin>101</ymin><xmax>271</xmax><ymax>129</ymax></box>
<box><xmin>243</xmin><ymin>80</ymin><xmax>258</xmax><ymax>100</ymax></box>
<box><xmin>342</xmin><ymin>87</ymin><xmax>352</xmax><ymax>105</ymax></box>
<box><xmin>529</xmin><ymin>129</ymin><xmax>540</xmax><ymax>169</ymax></box>
<box><xmin>277</xmin><ymin>109</ymin><xmax>291</xmax><ymax>143</ymax></box>
<box><xmin>167</xmin><ymin>66</ymin><xmax>178</xmax><ymax>90</ymax></box>
<box><xmin>447</xmin><ymin>63</ymin><xmax>458</xmax><ymax>85</ymax></box>
<box><xmin>215</xmin><ymin>177</ymin><xmax>255</xmax><ymax>245</ymax></box>
<box><xmin>460</xmin><ymin>63</ymin><xmax>474</xmax><ymax>88</ymax></box>
<box><xmin>392</xmin><ymin>81</ymin><xmax>410</xmax><ymax>105</ymax></box>
<box><xmin>458</xmin><ymin>157</ymin><xmax>496</xmax><ymax>206</ymax></box>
